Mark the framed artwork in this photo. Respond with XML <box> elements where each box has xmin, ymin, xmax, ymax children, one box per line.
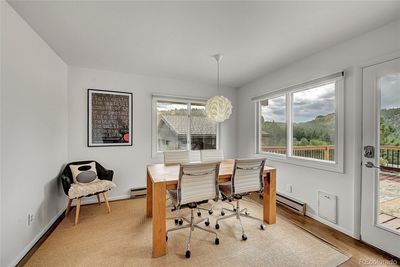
<box><xmin>87</xmin><ymin>89</ymin><xmax>133</xmax><ymax>147</ymax></box>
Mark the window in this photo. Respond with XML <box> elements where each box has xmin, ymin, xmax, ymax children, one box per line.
<box><xmin>292</xmin><ymin>83</ymin><xmax>336</xmax><ymax>161</ymax></box>
<box><xmin>156</xmin><ymin>101</ymin><xmax>188</xmax><ymax>151</ymax></box>
<box><xmin>260</xmin><ymin>95</ymin><xmax>287</xmax><ymax>155</ymax></box>
<box><xmin>152</xmin><ymin>96</ymin><xmax>218</xmax><ymax>156</ymax></box>
<box><xmin>190</xmin><ymin>103</ymin><xmax>218</xmax><ymax>150</ymax></box>
<box><xmin>255</xmin><ymin>72</ymin><xmax>344</xmax><ymax>172</ymax></box>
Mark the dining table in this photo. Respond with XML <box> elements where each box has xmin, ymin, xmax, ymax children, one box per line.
<box><xmin>146</xmin><ymin>159</ymin><xmax>277</xmax><ymax>257</ymax></box>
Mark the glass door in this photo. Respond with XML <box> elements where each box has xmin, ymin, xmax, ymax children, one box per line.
<box><xmin>361</xmin><ymin>57</ymin><xmax>400</xmax><ymax>258</ymax></box>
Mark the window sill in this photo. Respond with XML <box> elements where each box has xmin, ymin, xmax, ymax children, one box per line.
<box><xmin>256</xmin><ymin>152</ymin><xmax>344</xmax><ymax>173</ymax></box>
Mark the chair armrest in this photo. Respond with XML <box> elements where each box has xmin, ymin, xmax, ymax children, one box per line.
<box><xmin>99</xmin><ymin>168</ymin><xmax>114</xmax><ymax>181</ymax></box>
<box><xmin>60</xmin><ymin>175</ymin><xmax>72</xmax><ymax>196</ymax></box>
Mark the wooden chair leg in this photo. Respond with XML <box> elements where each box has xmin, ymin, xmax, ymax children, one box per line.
<box><xmin>65</xmin><ymin>199</ymin><xmax>72</xmax><ymax>217</ymax></box>
<box><xmin>102</xmin><ymin>192</ymin><xmax>111</xmax><ymax>213</ymax></box>
<box><xmin>75</xmin><ymin>198</ymin><xmax>81</xmax><ymax>225</ymax></box>
<box><xmin>96</xmin><ymin>194</ymin><xmax>101</xmax><ymax>205</ymax></box>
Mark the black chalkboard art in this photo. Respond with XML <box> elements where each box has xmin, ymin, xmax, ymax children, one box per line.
<box><xmin>88</xmin><ymin>89</ymin><xmax>133</xmax><ymax>147</ymax></box>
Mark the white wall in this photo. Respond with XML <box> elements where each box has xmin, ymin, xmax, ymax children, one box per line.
<box><xmin>67</xmin><ymin>67</ymin><xmax>237</xmax><ymax>201</ymax></box>
<box><xmin>1</xmin><ymin>2</ymin><xmax>68</xmax><ymax>266</ymax></box>
<box><xmin>0</xmin><ymin>1</ymin><xmax>3</xmax><ymax>264</ymax></box>
<box><xmin>237</xmin><ymin>20</ymin><xmax>400</xmax><ymax>237</ymax></box>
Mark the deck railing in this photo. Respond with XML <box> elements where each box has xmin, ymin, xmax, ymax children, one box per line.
<box><xmin>261</xmin><ymin>145</ymin><xmax>335</xmax><ymax>161</ymax></box>
<box><xmin>380</xmin><ymin>145</ymin><xmax>400</xmax><ymax>168</ymax></box>
<box><xmin>261</xmin><ymin>145</ymin><xmax>400</xmax><ymax>167</ymax></box>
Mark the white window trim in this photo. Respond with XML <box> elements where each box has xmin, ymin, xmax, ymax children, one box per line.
<box><xmin>254</xmin><ymin>74</ymin><xmax>345</xmax><ymax>173</ymax></box>
<box><xmin>151</xmin><ymin>95</ymin><xmax>220</xmax><ymax>158</ymax></box>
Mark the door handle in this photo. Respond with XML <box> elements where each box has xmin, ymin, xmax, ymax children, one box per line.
<box><xmin>365</xmin><ymin>161</ymin><xmax>380</xmax><ymax>169</ymax></box>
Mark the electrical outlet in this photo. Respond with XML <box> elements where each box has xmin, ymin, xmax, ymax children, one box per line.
<box><xmin>287</xmin><ymin>184</ymin><xmax>293</xmax><ymax>193</ymax></box>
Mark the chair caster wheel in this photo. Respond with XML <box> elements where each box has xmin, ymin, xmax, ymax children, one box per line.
<box><xmin>233</xmin><ymin>208</ymin><xmax>236</xmax><ymax>212</ymax></box>
<box><xmin>205</xmin><ymin>221</ymin><xmax>210</xmax><ymax>226</ymax></box>
<box><xmin>215</xmin><ymin>224</ymin><xmax>220</xmax><ymax>229</ymax></box>
<box><xmin>174</xmin><ymin>218</ymin><xmax>179</xmax><ymax>225</ymax></box>
<box><xmin>208</xmin><ymin>210</ymin><xmax>213</xmax><ymax>215</ymax></box>
<box><xmin>260</xmin><ymin>224</ymin><xmax>265</xmax><ymax>230</ymax></box>
<box><xmin>245</xmin><ymin>212</ymin><xmax>249</xmax><ymax>215</ymax></box>
<box><xmin>185</xmin><ymin>250</ymin><xmax>191</xmax><ymax>258</ymax></box>
<box><xmin>179</xmin><ymin>219</ymin><xmax>183</xmax><ymax>225</ymax></box>
<box><xmin>166</xmin><ymin>235</ymin><xmax>168</xmax><ymax>241</ymax></box>
<box><xmin>221</xmin><ymin>211</ymin><xmax>225</xmax><ymax>216</ymax></box>
<box><xmin>215</xmin><ymin>238</ymin><xmax>220</xmax><ymax>245</ymax></box>
<box><xmin>242</xmin><ymin>234</ymin><xmax>247</xmax><ymax>241</ymax></box>
<box><xmin>197</xmin><ymin>212</ymin><xmax>201</xmax><ymax>217</ymax></box>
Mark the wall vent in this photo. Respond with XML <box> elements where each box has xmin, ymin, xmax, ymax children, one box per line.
<box><xmin>318</xmin><ymin>191</ymin><xmax>337</xmax><ymax>223</ymax></box>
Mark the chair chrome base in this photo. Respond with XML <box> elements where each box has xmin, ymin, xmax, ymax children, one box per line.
<box><xmin>166</xmin><ymin>208</ymin><xmax>220</xmax><ymax>258</ymax></box>
<box><xmin>215</xmin><ymin>200</ymin><xmax>265</xmax><ymax>240</ymax></box>
<box><xmin>196</xmin><ymin>205</ymin><xmax>214</xmax><ymax>216</ymax></box>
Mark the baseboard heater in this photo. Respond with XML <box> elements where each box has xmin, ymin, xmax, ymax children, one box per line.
<box><xmin>130</xmin><ymin>187</ymin><xmax>147</xmax><ymax>198</ymax></box>
<box><xmin>276</xmin><ymin>193</ymin><xmax>306</xmax><ymax>215</ymax></box>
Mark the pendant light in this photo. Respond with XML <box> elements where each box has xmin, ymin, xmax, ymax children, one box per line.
<box><xmin>205</xmin><ymin>54</ymin><xmax>232</xmax><ymax>123</ymax></box>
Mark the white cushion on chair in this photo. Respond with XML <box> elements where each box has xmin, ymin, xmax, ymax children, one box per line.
<box><xmin>68</xmin><ymin>180</ymin><xmax>116</xmax><ymax>199</ymax></box>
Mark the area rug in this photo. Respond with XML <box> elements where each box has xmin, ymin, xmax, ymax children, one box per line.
<box><xmin>25</xmin><ymin>198</ymin><xmax>350</xmax><ymax>267</ymax></box>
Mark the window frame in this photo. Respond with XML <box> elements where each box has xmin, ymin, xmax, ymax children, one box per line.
<box><xmin>255</xmin><ymin>75</ymin><xmax>344</xmax><ymax>173</ymax></box>
<box><xmin>152</xmin><ymin>95</ymin><xmax>220</xmax><ymax>158</ymax></box>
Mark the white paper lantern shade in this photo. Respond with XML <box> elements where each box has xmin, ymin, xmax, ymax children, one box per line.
<box><xmin>205</xmin><ymin>95</ymin><xmax>232</xmax><ymax>122</ymax></box>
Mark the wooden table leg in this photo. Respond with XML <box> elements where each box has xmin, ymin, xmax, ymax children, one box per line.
<box><xmin>152</xmin><ymin>181</ymin><xmax>166</xmax><ymax>257</ymax></box>
<box><xmin>146</xmin><ymin>171</ymin><xmax>153</xmax><ymax>218</ymax></box>
<box><xmin>263</xmin><ymin>169</ymin><xmax>276</xmax><ymax>224</ymax></box>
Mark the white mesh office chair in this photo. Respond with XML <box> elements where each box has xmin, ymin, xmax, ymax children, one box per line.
<box><xmin>196</xmin><ymin>149</ymin><xmax>224</xmax><ymax>215</ymax></box>
<box><xmin>166</xmin><ymin>162</ymin><xmax>221</xmax><ymax>258</ymax></box>
<box><xmin>164</xmin><ymin>150</ymin><xmax>212</xmax><ymax>220</ymax></box>
<box><xmin>163</xmin><ymin>150</ymin><xmax>190</xmax><ymax>164</ymax></box>
<box><xmin>215</xmin><ymin>158</ymin><xmax>266</xmax><ymax>241</ymax></box>
<box><xmin>200</xmin><ymin>149</ymin><xmax>224</xmax><ymax>161</ymax></box>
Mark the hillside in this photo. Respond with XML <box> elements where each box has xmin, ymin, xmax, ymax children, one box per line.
<box><xmin>262</xmin><ymin>108</ymin><xmax>400</xmax><ymax>147</ymax></box>
<box><xmin>262</xmin><ymin>113</ymin><xmax>335</xmax><ymax>146</ymax></box>
<box><xmin>381</xmin><ymin>108</ymin><xmax>400</xmax><ymax>144</ymax></box>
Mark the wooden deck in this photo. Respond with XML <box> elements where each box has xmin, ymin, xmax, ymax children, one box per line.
<box><xmin>379</xmin><ymin>172</ymin><xmax>400</xmax><ymax>232</ymax></box>
<box><xmin>378</xmin><ymin>213</ymin><xmax>400</xmax><ymax>231</ymax></box>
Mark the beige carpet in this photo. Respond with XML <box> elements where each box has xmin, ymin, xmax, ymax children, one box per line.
<box><xmin>25</xmin><ymin>198</ymin><xmax>350</xmax><ymax>267</ymax></box>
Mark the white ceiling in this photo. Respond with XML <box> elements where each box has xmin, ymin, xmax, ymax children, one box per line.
<box><xmin>8</xmin><ymin>1</ymin><xmax>400</xmax><ymax>88</ymax></box>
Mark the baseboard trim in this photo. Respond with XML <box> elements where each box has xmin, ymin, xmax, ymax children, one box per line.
<box><xmin>77</xmin><ymin>194</ymin><xmax>131</xmax><ymax>206</ymax></box>
<box><xmin>305</xmin><ymin>211</ymin><xmax>356</xmax><ymax>238</ymax></box>
<box><xmin>14</xmin><ymin>208</ymin><xmax>65</xmax><ymax>267</ymax></box>
<box><xmin>13</xmin><ymin>194</ymin><xmax>131</xmax><ymax>267</ymax></box>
